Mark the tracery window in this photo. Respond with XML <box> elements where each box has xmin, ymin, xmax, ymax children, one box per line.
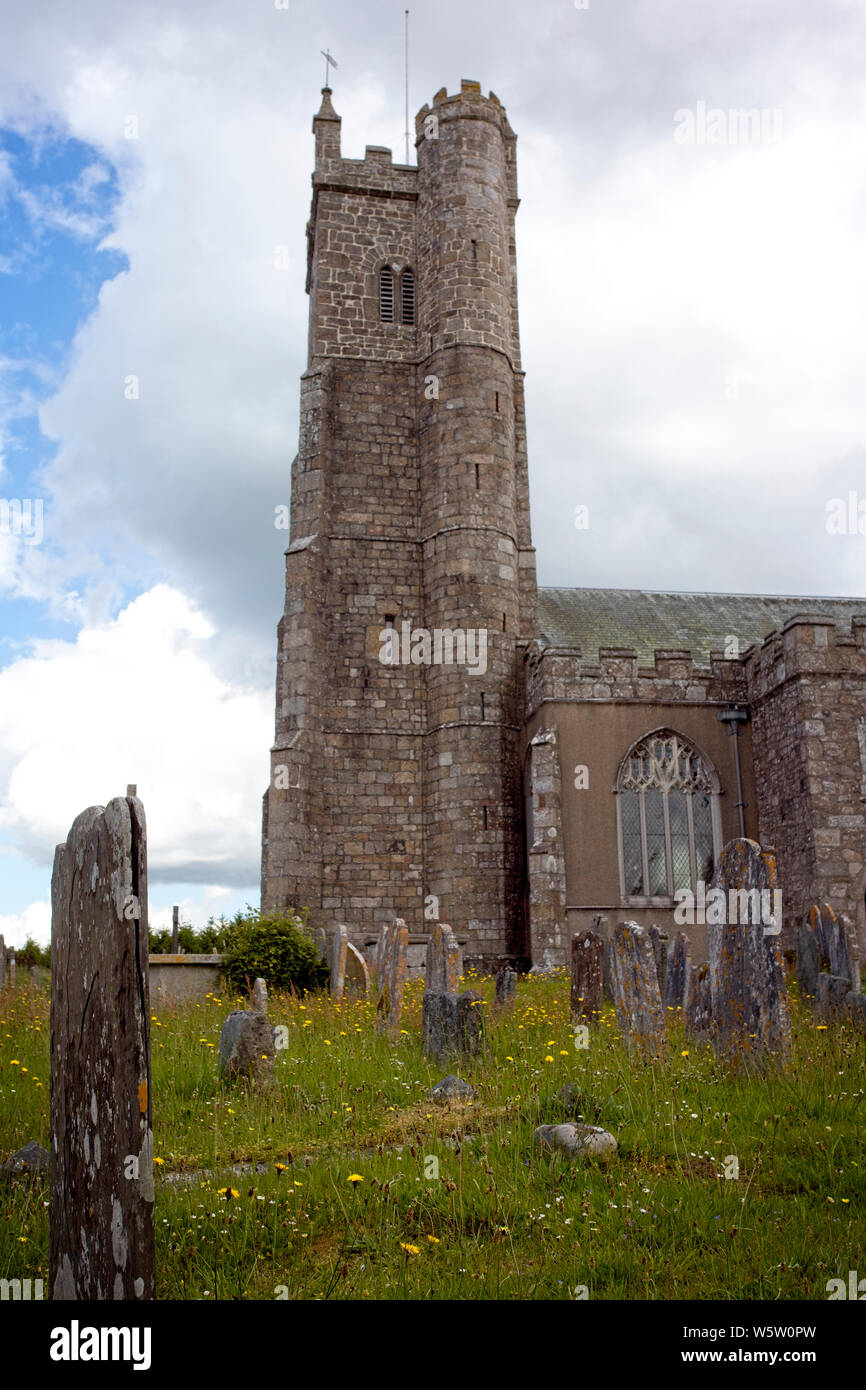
<box><xmin>616</xmin><ymin>730</ymin><xmax>720</xmax><ymax>901</ymax></box>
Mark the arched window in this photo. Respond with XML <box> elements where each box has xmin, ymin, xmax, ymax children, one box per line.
<box><xmin>616</xmin><ymin>730</ymin><xmax>721</xmax><ymax>902</ymax></box>
<box><xmin>400</xmin><ymin>268</ymin><xmax>415</xmax><ymax>325</ymax></box>
<box><xmin>379</xmin><ymin>265</ymin><xmax>395</xmax><ymax>322</ymax></box>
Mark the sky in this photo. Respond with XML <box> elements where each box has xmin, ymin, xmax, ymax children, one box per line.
<box><xmin>1</xmin><ymin>0</ymin><xmax>865</xmax><ymax>946</ymax></box>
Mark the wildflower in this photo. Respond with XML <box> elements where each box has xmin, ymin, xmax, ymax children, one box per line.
<box><xmin>400</xmin><ymin>1242</ymin><xmax>421</xmax><ymax>1255</ymax></box>
<box><xmin>153</xmin><ymin>1157</ymin><xmax>165</xmax><ymax>1167</ymax></box>
<box><xmin>347</xmin><ymin>1174</ymin><xmax>364</xmax><ymax>1184</ymax></box>
<box><xmin>217</xmin><ymin>1187</ymin><xmax>240</xmax><ymax>1200</ymax></box>
<box><xmin>816</xmin><ymin>1025</ymin><xmax>828</xmax><ymax>1031</ymax></box>
<box><xmin>544</xmin><ymin>1056</ymin><xmax>554</xmax><ymax>1063</ymax></box>
<box><xmin>681</xmin><ymin>1050</ymin><xmax>689</xmax><ymax>1057</ymax></box>
<box><xmin>505</xmin><ymin>1055</ymin><xmax>514</xmax><ymax>1062</ymax></box>
<box><xmin>275</xmin><ymin>1163</ymin><xmax>288</xmax><ymax>1173</ymax></box>
<box><xmin>324</xmin><ymin>1040</ymin><xmax>331</xmax><ymax>1045</ymax></box>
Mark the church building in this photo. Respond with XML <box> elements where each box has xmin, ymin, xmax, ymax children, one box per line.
<box><xmin>261</xmin><ymin>80</ymin><xmax>866</xmax><ymax>970</ymax></box>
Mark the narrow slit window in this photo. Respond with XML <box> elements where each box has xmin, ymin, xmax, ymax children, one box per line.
<box><xmin>495</xmin><ymin>391</ymin><xmax>500</xmax><ymax>412</ymax></box>
<box><xmin>502</xmin><ymin>611</ymin><xmax>506</xmax><ymax>631</ymax></box>
<box><xmin>475</xmin><ymin>462</ymin><xmax>480</xmax><ymax>489</ymax></box>
<box><xmin>380</xmin><ymin>266</ymin><xmax>395</xmax><ymax>322</ymax></box>
<box><xmin>480</xmin><ymin>692</ymin><xmax>486</xmax><ymax>720</ymax></box>
<box><xmin>482</xmin><ymin>805</ymin><xmax>488</xmax><ymax>830</ymax></box>
<box><xmin>471</xmin><ymin>239</ymin><xmax>477</xmax><ymax>261</ymax></box>
<box><xmin>400</xmin><ymin>268</ymin><xmax>415</xmax><ymax>325</ymax></box>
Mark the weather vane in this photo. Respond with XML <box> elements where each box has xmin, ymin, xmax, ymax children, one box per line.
<box><xmin>321</xmin><ymin>49</ymin><xmax>338</xmax><ymax>88</ymax></box>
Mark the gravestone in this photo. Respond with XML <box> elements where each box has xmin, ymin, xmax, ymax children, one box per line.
<box><xmin>326</xmin><ymin>924</ymin><xmax>349</xmax><ymax>1001</ymax></box>
<box><xmin>251</xmin><ymin>977</ymin><xmax>268</xmax><ymax>1013</ymax></box>
<box><xmin>608</xmin><ymin>921</ymin><xmax>666</xmax><ymax>1057</ymax></box>
<box><xmin>30</xmin><ymin>964</ymin><xmax>39</xmax><ymax>988</ymax></box>
<box><xmin>798</xmin><ymin>903</ymin><xmax>860</xmax><ymax>1006</ymax></box>
<box><xmin>218</xmin><ymin>1010</ymin><xmax>274</xmax><ymax>1084</ymax></box>
<box><xmin>170</xmin><ymin>905</ymin><xmax>179</xmax><ymax>954</ymax></box>
<box><xmin>8</xmin><ymin>949</ymin><xmax>15</xmax><ymax>987</ymax></box>
<box><xmin>570</xmin><ymin>930</ymin><xmax>604</xmax><ymax>1022</ymax></box>
<box><xmin>456</xmin><ymin>989</ymin><xmax>485</xmax><ymax>1057</ymax></box>
<box><xmin>649</xmin><ymin>924</ymin><xmax>668</xmax><ymax>1000</ymax></box>
<box><xmin>422</xmin><ymin>922</ymin><xmax>463</xmax><ymax>1062</ymax></box>
<box><xmin>345</xmin><ymin>941</ymin><xmax>370</xmax><ymax>999</ymax></box>
<box><xmin>816</xmin><ymin>973</ymin><xmax>850</xmax><ymax>1021</ymax></box>
<box><xmin>0</xmin><ymin>935</ymin><xmax>5</xmax><ymax>989</ymax></box>
<box><xmin>49</xmin><ymin>790</ymin><xmax>155</xmax><ymax>1300</ymax></box>
<box><xmin>685</xmin><ymin>963</ymin><xmax>712</xmax><ymax>1037</ymax></box>
<box><xmin>375</xmin><ymin>918</ymin><xmax>409</xmax><ymax>1029</ymax></box>
<box><xmin>707</xmin><ymin>839</ymin><xmax>790</xmax><ymax>1067</ymax></box>
<box><xmin>314</xmin><ymin>927</ymin><xmax>327</xmax><ymax>966</ymax></box>
<box><xmin>494</xmin><ymin>966</ymin><xmax>517</xmax><ymax>1009</ymax></box>
<box><xmin>664</xmin><ymin>932</ymin><xmax>692</xmax><ymax>1012</ymax></box>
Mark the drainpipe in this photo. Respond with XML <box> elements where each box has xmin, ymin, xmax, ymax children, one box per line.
<box><xmin>717</xmin><ymin>705</ymin><xmax>750</xmax><ymax>838</ymax></box>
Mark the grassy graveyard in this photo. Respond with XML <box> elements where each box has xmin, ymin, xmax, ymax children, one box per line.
<box><xmin>1</xmin><ymin>970</ymin><xmax>864</xmax><ymax>1301</ymax></box>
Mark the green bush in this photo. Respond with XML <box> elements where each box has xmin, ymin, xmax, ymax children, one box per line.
<box><xmin>13</xmin><ymin>936</ymin><xmax>51</xmax><ymax>969</ymax></box>
<box><xmin>218</xmin><ymin>906</ymin><xmax>328</xmax><ymax>996</ymax></box>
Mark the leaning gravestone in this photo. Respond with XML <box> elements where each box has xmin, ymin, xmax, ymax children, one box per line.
<box><xmin>608</xmin><ymin>921</ymin><xmax>666</xmax><ymax>1058</ymax></box>
<box><xmin>570</xmin><ymin>930</ymin><xmax>604</xmax><ymax>1022</ymax></box>
<box><xmin>664</xmin><ymin>932</ymin><xmax>692</xmax><ymax>1012</ymax></box>
<box><xmin>0</xmin><ymin>934</ymin><xmax>6</xmax><ymax>989</ymax></box>
<box><xmin>707</xmin><ymin>839</ymin><xmax>790</xmax><ymax>1067</ymax></box>
<box><xmin>50</xmin><ymin>789</ymin><xmax>155</xmax><ymax>1300</ymax></box>
<box><xmin>374</xmin><ymin>918</ymin><xmax>409</xmax><ymax>1030</ymax></box>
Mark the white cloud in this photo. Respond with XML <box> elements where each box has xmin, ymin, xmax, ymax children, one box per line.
<box><xmin>0</xmin><ymin>899</ymin><xmax>50</xmax><ymax>949</ymax></box>
<box><xmin>0</xmin><ymin>584</ymin><xmax>272</xmax><ymax>882</ymax></box>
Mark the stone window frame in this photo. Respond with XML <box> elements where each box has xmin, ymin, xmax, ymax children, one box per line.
<box><xmin>614</xmin><ymin>727</ymin><xmax>723</xmax><ymax>908</ymax></box>
<box><xmin>377</xmin><ymin>261</ymin><xmax>415</xmax><ymax>326</ymax></box>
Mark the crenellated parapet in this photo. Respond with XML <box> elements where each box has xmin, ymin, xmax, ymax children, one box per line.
<box><xmin>525</xmin><ymin>640</ymin><xmax>747</xmax><ymax>719</ymax></box>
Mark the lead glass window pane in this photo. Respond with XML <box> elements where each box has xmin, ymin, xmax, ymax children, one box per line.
<box><xmin>645</xmin><ymin>787</ymin><xmax>667</xmax><ymax>896</ymax></box>
<box><xmin>620</xmin><ymin>790</ymin><xmax>643</xmax><ymax>896</ymax></box>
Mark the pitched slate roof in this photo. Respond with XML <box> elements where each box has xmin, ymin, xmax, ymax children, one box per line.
<box><xmin>537</xmin><ymin>587</ymin><xmax>866</xmax><ymax>668</ymax></box>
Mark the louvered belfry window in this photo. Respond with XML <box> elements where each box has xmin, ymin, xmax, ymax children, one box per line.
<box><xmin>401</xmin><ymin>268</ymin><xmax>415</xmax><ymax>325</ymax></box>
<box><xmin>379</xmin><ymin>265</ymin><xmax>395</xmax><ymax>322</ymax></box>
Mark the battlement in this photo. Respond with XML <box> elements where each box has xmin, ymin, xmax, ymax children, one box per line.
<box><xmin>745</xmin><ymin>613</ymin><xmax>866</xmax><ymax>700</ymax></box>
<box><xmin>525</xmin><ymin>640</ymin><xmax>746</xmax><ymax>717</ymax></box>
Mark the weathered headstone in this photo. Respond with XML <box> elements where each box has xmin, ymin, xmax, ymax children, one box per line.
<box><xmin>345</xmin><ymin>941</ymin><xmax>370</xmax><ymax>999</ymax></box>
<box><xmin>170</xmin><ymin>904</ymin><xmax>179</xmax><ymax>954</ymax></box>
<box><xmin>570</xmin><ymin>930</ymin><xmax>604</xmax><ymax>1021</ymax></box>
<box><xmin>422</xmin><ymin>922</ymin><xmax>465</xmax><ymax>1061</ymax></box>
<box><xmin>816</xmin><ymin>973</ymin><xmax>851</xmax><ymax>1021</ymax></box>
<box><xmin>374</xmin><ymin>918</ymin><xmax>409</xmax><ymax>1029</ymax></box>
<box><xmin>649</xmin><ymin>924</ymin><xmax>668</xmax><ymax>1000</ymax></box>
<box><xmin>8</xmin><ymin>949</ymin><xmax>15</xmax><ymax>987</ymax></box>
<box><xmin>799</xmin><ymin>903</ymin><xmax>860</xmax><ymax>1005</ymax></box>
<box><xmin>314</xmin><ymin>927</ymin><xmax>327</xmax><ymax>965</ymax></box>
<box><xmin>494</xmin><ymin>965</ymin><xmax>517</xmax><ymax>1010</ymax></box>
<box><xmin>251</xmin><ymin>977</ymin><xmax>268</xmax><ymax>1013</ymax></box>
<box><xmin>326</xmin><ymin>924</ymin><xmax>348</xmax><ymax>1001</ymax></box>
<box><xmin>50</xmin><ymin>791</ymin><xmax>155</xmax><ymax>1300</ymax></box>
<box><xmin>707</xmin><ymin>839</ymin><xmax>790</xmax><ymax>1067</ymax></box>
<box><xmin>608</xmin><ymin>921</ymin><xmax>666</xmax><ymax>1057</ymax></box>
<box><xmin>218</xmin><ymin>1010</ymin><xmax>274</xmax><ymax>1084</ymax></box>
<box><xmin>30</xmin><ymin>964</ymin><xmax>39</xmax><ymax>988</ymax></box>
<box><xmin>664</xmin><ymin>932</ymin><xmax>692</xmax><ymax>1012</ymax></box>
<box><xmin>0</xmin><ymin>934</ymin><xmax>6</xmax><ymax>989</ymax></box>
<box><xmin>685</xmin><ymin>963</ymin><xmax>712</xmax><ymax>1037</ymax></box>
<box><xmin>456</xmin><ymin>988</ymin><xmax>485</xmax><ymax>1056</ymax></box>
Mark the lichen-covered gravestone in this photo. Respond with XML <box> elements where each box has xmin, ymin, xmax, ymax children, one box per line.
<box><xmin>664</xmin><ymin>932</ymin><xmax>692</xmax><ymax>1012</ymax></box>
<box><xmin>251</xmin><ymin>978</ymin><xmax>268</xmax><ymax>1013</ymax></box>
<box><xmin>8</xmin><ymin>949</ymin><xmax>15</xmax><ymax>987</ymax></box>
<box><xmin>375</xmin><ymin>918</ymin><xmax>409</xmax><ymax>1030</ymax></box>
<box><xmin>798</xmin><ymin>903</ymin><xmax>861</xmax><ymax>1018</ymax></box>
<box><xmin>49</xmin><ymin>790</ymin><xmax>155</xmax><ymax>1300</ymax></box>
<box><xmin>0</xmin><ymin>934</ymin><xmax>6</xmax><ymax>989</ymax></box>
<box><xmin>570</xmin><ymin>930</ymin><xmax>604</xmax><ymax>1022</ymax></box>
<box><xmin>649</xmin><ymin>924</ymin><xmax>668</xmax><ymax>1000</ymax></box>
<box><xmin>421</xmin><ymin>922</ymin><xmax>484</xmax><ymax>1063</ymax></box>
<box><xmin>707</xmin><ymin>839</ymin><xmax>790</xmax><ymax>1067</ymax></box>
<box><xmin>609</xmin><ymin>922</ymin><xmax>666</xmax><ymax>1057</ymax></box>
<box><xmin>685</xmin><ymin>963</ymin><xmax>712</xmax><ymax>1038</ymax></box>
<box><xmin>218</xmin><ymin>1009</ymin><xmax>275</xmax><ymax>1085</ymax></box>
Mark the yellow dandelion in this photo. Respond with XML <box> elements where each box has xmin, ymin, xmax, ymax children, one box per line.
<box><xmin>274</xmin><ymin>1162</ymin><xmax>288</xmax><ymax>1172</ymax></box>
<box><xmin>505</xmin><ymin>1055</ymin><xmax>514</xmax><ymax>1061</ymax></box>
<box><xmin>681</xmin><ymin>1049</ymin><xmax>689</xmax><ymax>1057</ymax></box>
<box><xmin>347</xmin><ymin>1174</ymin><xmax>364</xmax><ymax>1184</ymax></box>
<box><xmin>153</xmin><ymin>1157</ymin><xmax>165</xmax><ymax>1167</ymax></box>
<box><xmin>400</xmin><ymin>1242</ymin><xmax>421</xmax><ymax>1255</ymax></box>
<box><xmin>544</xmin><ymin>1055</ymin><xmax>554</xmax><ymax>1063</ymax></box>
<box><xmin>426</xmin><ymin>1234</ymin><xmax>440</xmax><ymax>1244</ymax></box>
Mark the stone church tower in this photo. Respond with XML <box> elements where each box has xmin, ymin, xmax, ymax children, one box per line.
<box><xmin>261</xmin><ymin>81</ymin><xmax>537</xmax><ymax>963</ymax></box>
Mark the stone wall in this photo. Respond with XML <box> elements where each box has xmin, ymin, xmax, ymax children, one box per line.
<box><xmin>746</xmin><ymin>615</ymin><xmax>866</xmax><ymax>947</ymax></box>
